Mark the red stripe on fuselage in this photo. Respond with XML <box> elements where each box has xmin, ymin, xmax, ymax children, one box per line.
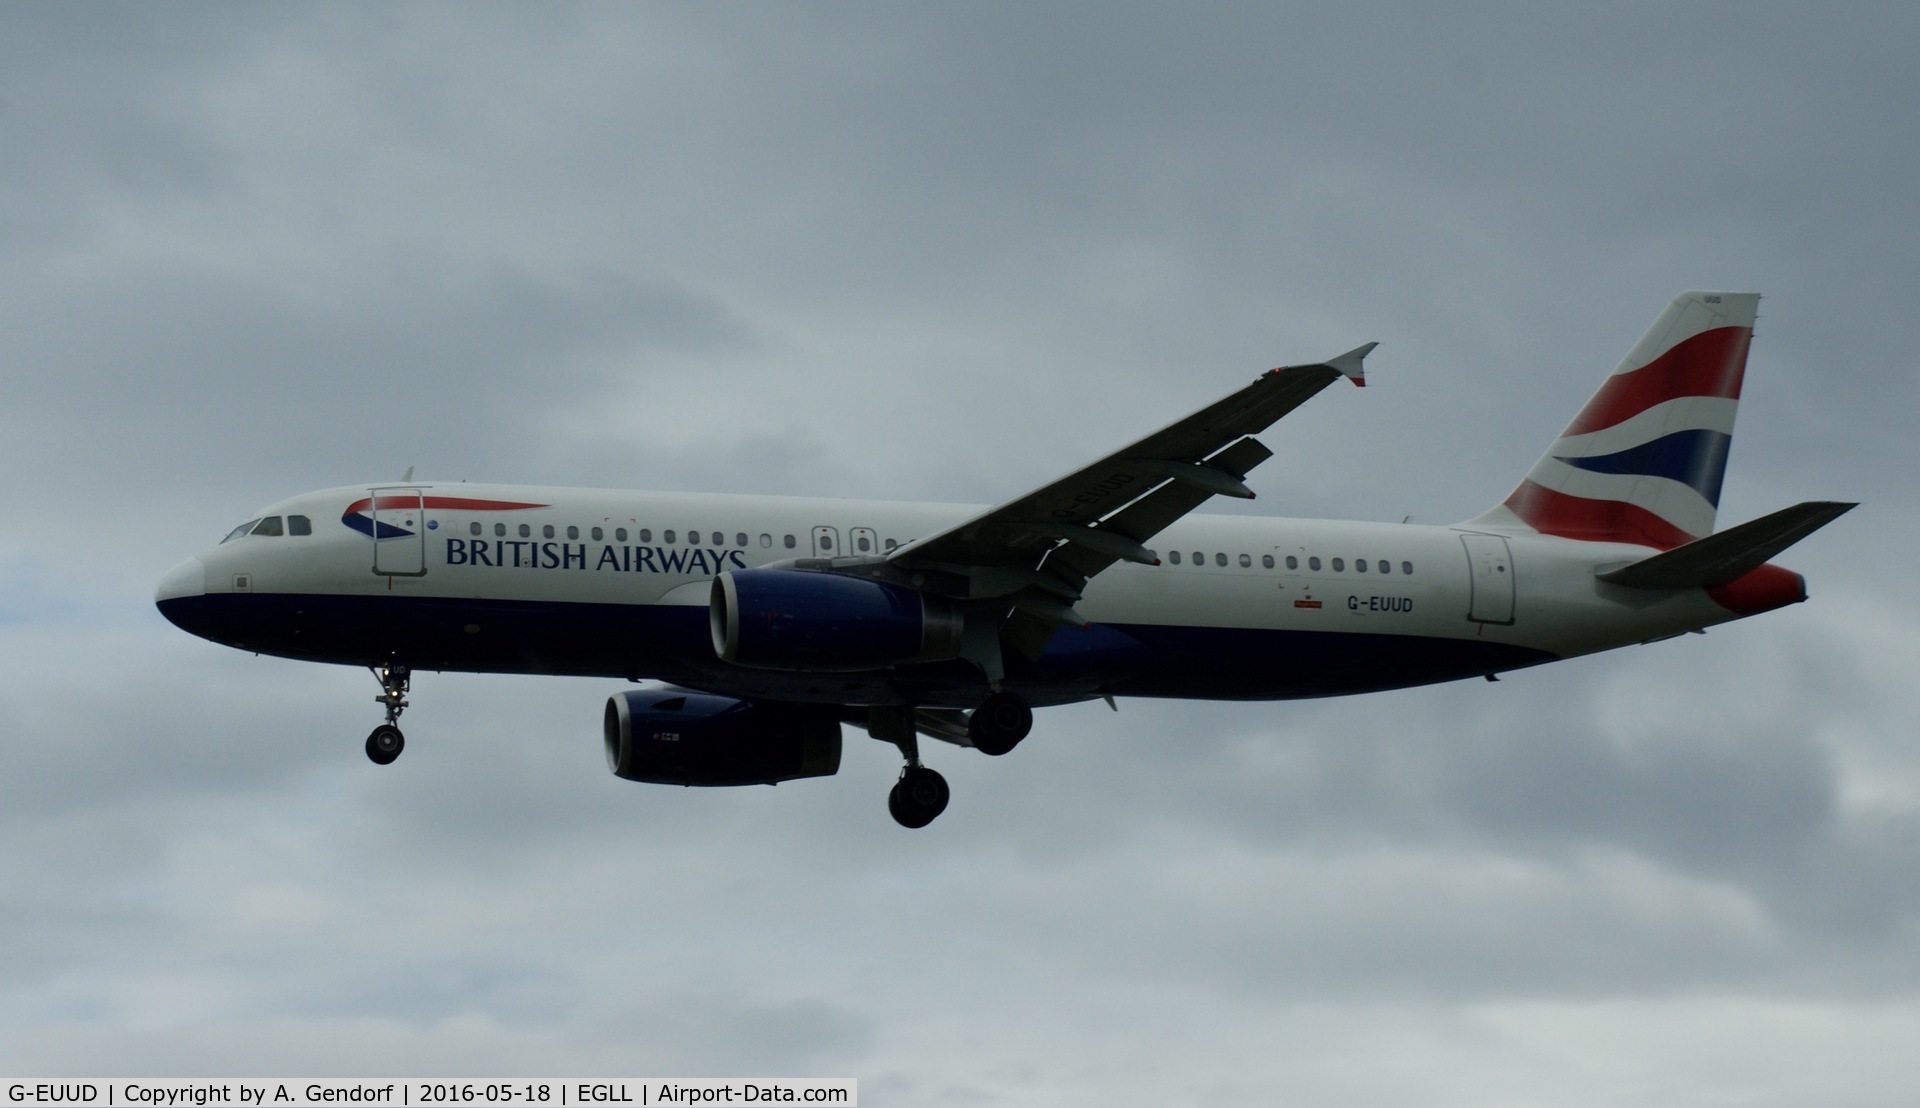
<box><xmin>1561</xmin><ymin>326</ymin><xmax>1751</xmax><ymax>437</ymax></box>
<box><xmin>345</xmin><ymin>496</ymin><xmax>550</xmax><ymax>514</ymax></box>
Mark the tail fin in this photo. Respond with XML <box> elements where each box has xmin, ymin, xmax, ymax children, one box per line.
<box><xmin>1470</xmin><ymin>291</ymin><xmax>1759</xmax><ymax>549</ymax></box>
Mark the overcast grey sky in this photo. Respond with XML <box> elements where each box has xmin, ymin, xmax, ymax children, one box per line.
<box><xmin>3</xmin><ymin>4</ymin><xmax>1917</xmax><ymax>1104</ymax></box>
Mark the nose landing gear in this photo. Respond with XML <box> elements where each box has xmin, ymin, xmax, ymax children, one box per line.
<box><xmin>365</xmin><ymin>723</ymin><xmax>404</xmax><ymax>765</ymax></box>
<box><xmin>365</xmin><ymin>662</ymin><xmax>411</xmax><ymax>765</ymax></box>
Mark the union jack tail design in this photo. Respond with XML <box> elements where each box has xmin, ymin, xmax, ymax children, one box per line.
<box><xmin>1472</xmin><ymin>291</ymin><xmax>1759</xmax><ymax>550</ymax></box>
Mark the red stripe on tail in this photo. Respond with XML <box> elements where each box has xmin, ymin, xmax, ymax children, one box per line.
<box><xmin>1503</xmin><ymin>480</ymin><xmax>1700</xmax><ymax>550</ymax></box>
<box><xmin>1562</xmin><ymin>326</ymin><xmax>1751</xmax><ymax>437</ymax></box>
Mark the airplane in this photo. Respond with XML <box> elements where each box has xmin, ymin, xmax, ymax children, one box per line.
<box><xmin>155</xmin><ymin>291</ymin><xmax>1852</xmax><ymax>828</ymax></box>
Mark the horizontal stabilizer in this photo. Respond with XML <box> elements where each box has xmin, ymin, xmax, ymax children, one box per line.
<box><xmin>1596</xmin><ymin>501</ymin><xmax>1855</xmax><ymax>589</ymax></box>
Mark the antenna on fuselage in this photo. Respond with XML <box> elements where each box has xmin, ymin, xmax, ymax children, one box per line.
<box><xmin>401</xmin><ymin>466</ymin><xmax>415</xmax><ymax>482</ymax></box>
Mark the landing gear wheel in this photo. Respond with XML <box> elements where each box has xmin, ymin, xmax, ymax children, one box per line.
<box><xmin>365</xmin><ymin>661</ymin><xmax>413</xmax><ymax>765</ymax></box>
<box><xmin>968</xmin><ymin>691</ymin><xmax>1033</xmax><ymax>756</ymax></box>
<box><xmin>365</xmin><ymin>724</ymin><xmax>405</xmax><ymax>765</ymax></box>
<box><xmin>888</xmin><ymin>766</ymin><xmax>950</xmax><ymax>828</ymax></box>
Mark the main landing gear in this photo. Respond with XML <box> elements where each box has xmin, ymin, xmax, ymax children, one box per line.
<box><xmin>888</xmin><ymin>765</ymin><xmax>950</xmax><ymax>830</ymax></box>
<box><xmin>873</xmin><ymin>691</ymin><xmax>1034</xmax><ymax>828</ymax></box>
<box><xmin>967</xmin><ymin>690</ymin><xmax>1033</xmax><ymax>756</ymax></box>
<box><xmin>870</xmin><ymin>705</ymin><xmax>949</xmax><ymax>829</ymax></box>
<box><xmin>875</xmin><ymin>702</ymin><xmax>948</xmax><ymax>825</ymax></box>
<box><xmin>365</xmin><ymin>661</ymin><xmax>411</xmax><ymax>765</ymax></box>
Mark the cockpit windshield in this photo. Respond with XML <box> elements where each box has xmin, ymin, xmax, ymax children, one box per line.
<box><xmin>219</xmin><ymin>514</ymin><xmax>309</xmax><ymax>542</ymax></box>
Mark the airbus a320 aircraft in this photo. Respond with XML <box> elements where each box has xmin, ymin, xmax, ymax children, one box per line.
<box><xmin>157</xmin><ymin>292</ymin><xmax>1850</xmax><ymax>827</ymax></box>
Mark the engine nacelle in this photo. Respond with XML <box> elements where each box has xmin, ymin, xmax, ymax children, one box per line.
<box><xmin>710</xmin><ymin>567</ymin><xmax>964</xmax><ymax>671</ymax></box>
<box><xmin>603</xmin><ymin>688</ymin><xmax>842</xmax><ymax>786</ymax></box>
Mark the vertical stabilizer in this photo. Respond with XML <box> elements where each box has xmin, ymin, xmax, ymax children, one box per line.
<box><xmin>1469</xmin><ymin>291</ymin><xmax>1759</xmax><ymax>549</ymax></box>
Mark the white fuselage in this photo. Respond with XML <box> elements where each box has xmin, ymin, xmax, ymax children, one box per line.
<box><xmin>156</xmin><ymin>482</ymin><xmax>1756</xmax><ymax>710</ymax></box>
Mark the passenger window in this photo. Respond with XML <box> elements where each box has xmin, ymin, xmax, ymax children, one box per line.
<box><xmin>1215</xmin><ymin>553</ymin><xmax>1227</xmax><ymax>567</ymax></box>
<box><xmin>1262</xmin><ymin>554</ymin><xmax>1274</xmax><ymax>569</ymax></box>
<box><xmin>495</xmin><ymin>523</ymin><xmax>507</xmax><ymax>537</ymax></box>
<box><xmin>857</xmin><ymin>535</ymin><xmax>871</xmax><ymax>553</ymax></box>
<box><xmin>736</xmin><ymin>533</ymin><xmax>748</xmax><ymax>547</ymax></box>
<box><xmin>469</xmin><ymin>522</ymin><xmax>482</xmax><ymax>536</ymax></box>
<box><xmin>222</xmin><ymin>520</ymin><xmax>260</xmax><ymax>543</ymax></box>
<box><xmin>685</xmin><ymin>530</ymin><xmax>698</xmax><ymax>545</ymax></box>
<box><xmin>664</xmin><ymin>530</ymin><xmax>676</xmax><ymax>544</ymax></box>
<box><xmin>713</xmin><ymin>532</ymin><xmax>724</xmax><ymax>546</ymax></box>
<box><xmin>617</xmin><ymin>528</ymin><xmax>629</xmax><ymax>542</ymax></box>
<box><xmin>1402</xmin><ymin>561</ymin><xmax>1414</xmax><ymax>575</ymax></box>
<box><xmin>591</xmin><ymin>526</ymin><xmax>603</xmax><ymax>541</ymax></box>
<box><xmin>820</xmin><ymin>534</ymin><xmax>834</xmax><ymax>551</ymax></box>
<box><xmin>760</xmin><ymin>534</ymin><xmax>773</xmax><ymax>548</ymax></box>
<box><xmin>518</xmin><ymin>524</ymin><xmax>531</xmax><ymax>538</ymax></box>
<box><xmin>542</xmin><ymin>525</ymin><xmax>555</xmax><ymax>539</ymax></box>
<box><xmin>252</xmin><ymin>517</ymin><xmax>284</xmax><ymax>537</ymax></box>
<box><xmin>567</xmin><ymin>525</ymin><xmax>579</xmax><ymax>540</ymax></box>
<box><xmin>1169</xmin><ymin>551</ymin><xmax>1183</xmax><ymax>565</ymax></box>
<box><xmin>1356</xmin><ymin>558</ymin><xmax>1368</xmax><ymax>573</ymax></box>
<box><xmin>885</xmin><ymin>538</ymin><xmax>898</xmax><ymax>552</ymax></box>
<box><xmin>1286</xmin><ymin>555</ymin><xmax>1298</xmax><ymax>570</ymax></box>
<box><xmin>1308</xmin><ymin>557</ymin><xmax>1322</xmax><ymax>571</ymax></box>
<box><xmin>1378</xmin><ymin>560</ymin><xmax>1390</xmax><ymax>574</ymax></box>
<box><xmin>638</xmin><ymin>529</ymin><xmax>650</xmax><ymax>542</ymax></box>
<box><xmin>1331</xmin><ymin>558</ymin><xmax>1344</xmax><ymax>571</ymax></box>
<box><xmin>1192</xmin><ymin>551</ymin><xmax>1203</xmax><ymax>565</ymax></box>
<box><xmin>288</xmin><ymin>515</ymin><xmax>312</xmax><ymax>536</ymax></box>
<box><xmin>784</xmin><ymin>535</ymin><xmax>797</xmax><ymax>549</ymax></box>
<box><xmin>1239</xmin><ymin>554</ymin><xmax>1251</xmax><ymax>568</ymax></box>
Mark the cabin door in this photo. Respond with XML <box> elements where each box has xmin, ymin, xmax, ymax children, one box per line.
<box><xmin>369</xmin><ymin>487</ymin><xmax>428</xmax><ymax>577</ymax></box>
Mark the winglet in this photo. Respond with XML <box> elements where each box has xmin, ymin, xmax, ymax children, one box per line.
<box><xmin>1325</xmin><ymin>342</ymin><xmax>1377</xmax><ymax>387</ymax></box>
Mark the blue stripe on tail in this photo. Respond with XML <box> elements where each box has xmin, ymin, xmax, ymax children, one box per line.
<box><xmin>1555</xmin><ymin>429</ymin><xmax>1733</xmax><ymax>506</ymax></box>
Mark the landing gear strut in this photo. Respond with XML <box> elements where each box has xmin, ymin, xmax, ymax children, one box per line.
<box><xmin>871</xmin><ymin>707</ymin><xmax>949</xmax><ymax>829</ymax></box>
<box><xmin>365</xmin><ymin>661</ymin><xmax>411</xmax><ymax>765</ymax></box>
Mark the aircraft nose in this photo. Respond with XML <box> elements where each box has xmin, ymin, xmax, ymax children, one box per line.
<box><xmin>156</xmin><ymin>557</ymin><xmax>206</xmax><ymax>605</ymax></box>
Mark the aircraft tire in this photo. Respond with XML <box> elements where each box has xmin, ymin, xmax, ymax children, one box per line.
<box><xmin>968</xmin><ymin>691</ymin><xmax>1033</xmax><ymax>756</ymax></box>
<box><xmin>888</xmin><ymin>766</ymin><xmax>949</xmax><ymax>828</ymax></box>
<box><xmin>365</xmin><ymin>724</ymin><xmax>405</xmax><ymax>765</ymax></box>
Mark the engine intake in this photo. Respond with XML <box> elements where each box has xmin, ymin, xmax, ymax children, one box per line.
<box><xmin>603</xmin><ymin>688</ymin><xmax>842</xmax><ymax>786</ymax></box>
<box><xmin>710</xmin><ymin>568</ymin><xmax>964</xmax><ymax>671</ymax></box>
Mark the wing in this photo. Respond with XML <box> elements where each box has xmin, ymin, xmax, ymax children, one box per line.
<box><xmin>879</xmin><ymin>343</ymin><xmax>1376</xmax><ymax>666</ymax></box>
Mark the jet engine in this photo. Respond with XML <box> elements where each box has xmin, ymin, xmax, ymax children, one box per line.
<box><xmin>710</xmin><ymin>567</ymin><xmax>964</xmax><ymax>671</ymax></box>
<box><xmin>603</xmin><ymin>688</ymin><xmax>842</xmax><ymax>786</ymax></box>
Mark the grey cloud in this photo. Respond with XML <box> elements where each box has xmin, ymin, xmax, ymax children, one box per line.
<box><xmin>3</xmin><ymin>4</ymin><xmax>1916</xmax><ymax>1102</ymax></box>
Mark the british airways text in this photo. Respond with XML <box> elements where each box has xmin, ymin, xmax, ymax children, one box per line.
<box><xmin>444</xmin><ymin>539</ymin><xmax>748</xmax><ymax>575</ymax></box>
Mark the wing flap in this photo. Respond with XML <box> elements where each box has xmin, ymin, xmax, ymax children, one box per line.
<box><xmin>895</xmin><ymin>346</ymin><xmax>1372</xmax><ymax>573</ymax></box>
<box><xmin>1040</xmin><ymin>436</ymin><xmax>1274</xmax><ymax>586</ymax></box>
<box><xmin>886</xmin><ymin>343</ymin><xmax>1373</xmax><ymax>669</ymax></box>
